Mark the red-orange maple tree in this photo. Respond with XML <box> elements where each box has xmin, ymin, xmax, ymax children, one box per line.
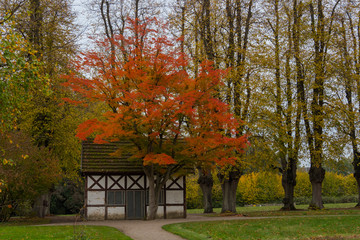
<box><xmin>63</xmin><ymin>18</ymin><xmax>248</xmax><ymax>220</ymax></box>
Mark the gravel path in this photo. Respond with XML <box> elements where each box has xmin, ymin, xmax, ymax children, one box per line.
<box><xmin>45</xmin><ymin>214</ymin><xmax>249</xmax><ymax>240</ymax></box>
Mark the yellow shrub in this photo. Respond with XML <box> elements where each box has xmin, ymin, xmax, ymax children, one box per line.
<box><xmin>186</xmin><ymin>174</ymin><xmax>203</xmax><ymax>209</ymax></box>
<box><xmin>295</xmin><ymin>171</ymin><xmax>358</xmax><ymax>198</ymax></box>
<box><xmin>238</xmin><ymin>171</ymin><xmax>283</xmax><ymax>204</ymax></box>
<box><xmin>341</xmin><ymin>174</ymin><xmax>357</xmax><ymax>196</ymax></box>
<box><xmin>238</xmin><ymin>172</ymin><xmax>260</xmax><ymax>204</ymax></box>
<box><xmin>187</xmin><ymin>170</ymin><xmax>359</xmax><ymax>209</ymax></box>
<box><xmin>294</xmin><ymin>172</ymin><xmax>312</xmax><ymax>197</ymax></box>
<box><xmin>323</xmin><ymin>172</ymin><xmax>344</xmax><ymax>197</ymax></box>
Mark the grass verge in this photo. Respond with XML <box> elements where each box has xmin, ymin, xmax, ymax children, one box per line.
<box><xmin>0</xmin><ymin>225</ymin><xmax>132</xmax><ymax>240</ymax></box>
<box><xmin>187</xmin><ymin>202</ymin><xmax>360</xmax><ymax>217</ymax></box>
<box><xmin>163</xmin><ymin>215</ymin><xmax>360</xmax><ymax>240</ymax></box>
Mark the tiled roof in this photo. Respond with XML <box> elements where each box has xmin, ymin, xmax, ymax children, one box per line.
<box><xmin>81</xmin><ymin>140</ymin><xmax>143</xmax><ymax>174</ymax></box>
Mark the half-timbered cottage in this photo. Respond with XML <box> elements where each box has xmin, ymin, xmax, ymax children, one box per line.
<box><xmin>81</xmin><ymin>140</ymin><xmax>186</xmax><ymax>220</ymax></box>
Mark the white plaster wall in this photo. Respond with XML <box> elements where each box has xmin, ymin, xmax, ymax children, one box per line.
<box><xmin>107</xmin><ymin>207</ymin><xmax>125</xmax><ymax>220</ymax></box>
<box><xmin>87</xmin><ymin>175</ymin><xmax>105</xmax><ymax>189</ymax></box>
<box><xmin>119</xmin><ymin>176</ymin><xmax>125</xmax><ymax>188</ymax></box>
<box><xmin>87</xmin><ymin>176</ymin><xmax>94</xmax><ymax>188</ymax></box>
<box><xmin>166</xmin><ymin>190</ymin><xmax>184</xmax><ymax>204</ymax></box>
<box><xmin>146</xmin><ymin>206</ymin><xmax>164</xmax><ymax>218</ymax></box>
<box><xmin>177</xmin><ymin>177</ymin><xmax>183</xmax><ymax>187</ymax></box>
<box><xmin>87</xmin><ymin>207</ymin><xmax>105</xmax><ymax>220</ymax></box>
<box><xmin>137</xmin><ymin>176</ymin><xmax>144</xmax><ymax>188</ymax></box>
<box><xmin>87</xmin><ymin>191</ymin><xmax>105</xmax><ymax>205</ymax></box>
<box><xmin>166</xmin><ymin>206</ymin><xmax>184</xmax><ymax>218</ymax></box>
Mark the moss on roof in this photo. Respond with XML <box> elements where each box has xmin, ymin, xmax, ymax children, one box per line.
<box><xmin>81</xmin><ymin>140</ymin><xmax>143</xmax><ymax>174</ymax></box>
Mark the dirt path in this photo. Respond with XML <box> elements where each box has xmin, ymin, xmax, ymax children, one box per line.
<box><xmin>45</xmin><ymin>214</ymin><xmax>249</xmax><ymax>240</ymax></box>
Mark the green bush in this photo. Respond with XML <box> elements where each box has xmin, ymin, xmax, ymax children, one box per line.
<box><xmin>50</xmin><ymin>178</ymin><xmax>84</xmax><ymax>215</ymax></box>
<box><xmin>294</xmin><ymin>196</ymin><xmax>311</xmax><ymax>205</ymax></box>
<box><xmin>0</xmin><ymin>132</ymin><xmax>60</xmax><ymax>222</ymax></box>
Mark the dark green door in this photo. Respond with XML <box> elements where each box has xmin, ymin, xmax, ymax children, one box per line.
<box><xmin>126</xmin><ymin>190</ymin><xmax>144</xmax><ymax>219</ymax></box>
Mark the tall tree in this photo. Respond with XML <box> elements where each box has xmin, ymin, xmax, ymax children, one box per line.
<box><xmin>218</xmin><ymin>0</ymin><xmax>254</xmax><ymax>214</ymax></box>
<box><xmin>1</xmin><ymin>0</ymin><xmax>80</xmax><ymax>217</ymax></box>
<box><xmin>258</xmin><ymin>0</ymin><xmax>303</xmax><ymax>211</ymax></box>
<box><xmin>0</xmin><ymin>18</ymin><xmax>40</xmax><ymax>132</ymax></box>
<box><xmin>279</xmin><ymin>0</ymin><xmax>303</xmax><ymax>211</ymax></box>
<box><xmin>300</xmin><ymin>0</ymin><xmax>339</xmax><ymax>209</ymax></box>
<box><xmin>330</xmin><ymin>2</ymin><xmax>360</xmax><ymax>207</ymax></box>
<box><xmin>170</xmin><ymin>0</ymin><xmax>256</xmax><ymax>213</ymax></box>
<box><xmin>170</xmin><ymin>0</ymin><xmax>216</xmax><ymax>213</ymax></box>
<box><xmin>63</xmin><ymin>18</ymin><xmax>248</xmax><ymax>220</ymax></box>
<box><xmin>0</xmin><ymin>12</ymin><xmax>43</xmax><ymax>208</ymax></box>
<box><xmin>11</xmin><ymin>0</ymin><xmax>79</xmax><ymax>173</ymax></box>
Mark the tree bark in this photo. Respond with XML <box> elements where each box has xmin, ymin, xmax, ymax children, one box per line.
<box><xmin>197</xmin><ymin>168</ymin><xmax>213</xmax><ymax>213</ymax></box>
<box><xmin>218</xmin><ymin>170</ymin><xmax>241</xmax><ymax>213</ymax></box>
<box><xmin>32</xmin><ymin>193</ymin><xmax>50</xmax><ymax>218</ymax></box>
<box><xmin>340</xmin><ymin>17</ymin><xmax>360</xmax><ymax>208</ymax></box>
<box><xmin>147</xmin><ymin>174</ymin><xmax>159</xmax><ymax>220</ymax></box>
<box><xmin>144</xmin><ymin>165</ymin><xmax>168</xmax><ymax>220</ymax></box>
<box><xmin>353</xmin><ymin>153</ymin><xmax>360</xmax><ymax>207</ymax></box>
<box><xmin>29</xmin><ymin>0</ymin><xmax>42</xmax><ymax>56</ymax></box>
<box><xmin>281</xmin><ymin>162</ymin><xmax>297</xmax><ymax>210</ymax></box>
<box><xmin>309</xmin><ymin>166</ymin><xmax>325</xmax><ymax>209</ymax></box>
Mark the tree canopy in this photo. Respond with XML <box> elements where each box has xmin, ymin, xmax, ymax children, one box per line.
<box><xmin>63</xmin><ymin>18</ymin><xmax>248</xmax><ymax>219</ymax></box>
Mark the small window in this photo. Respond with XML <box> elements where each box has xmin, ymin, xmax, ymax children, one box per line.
<box><xmin>107</xmin><ymin>191</ymin><xmax>125</xmax><ymax>205</ymax></box>
<box><xmin>146</xmin><ymin>189</ymin><xmax>164</xmax><ymax>205</ymax></box>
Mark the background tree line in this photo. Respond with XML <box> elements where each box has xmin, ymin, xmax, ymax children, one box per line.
<box><xmin>169</xmin><ymin>0</ymin><xmax>360</xmax><ymax>212</ymax></box>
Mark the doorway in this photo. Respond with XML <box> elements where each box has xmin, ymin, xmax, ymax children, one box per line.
<box><xmin>126</xmin><ymin>190</ymin><xmax>144</xmax><ymax>219</ymax></box>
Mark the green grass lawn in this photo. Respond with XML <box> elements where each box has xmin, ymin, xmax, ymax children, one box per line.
<box><xmin>1</xmin><ymin>203</ymin><xmax>358</xmax><ymax>240</ymax></box>
<box><xmin>187</xmin><ymin>202</ymin><xmax>360</xmax><ymax>217</ymax></box>
<box><xmin>0</xmin><ymin>225</ymin><xmax>132</xmax><ymax>240</ymax></box>
<box><xmin>163</xmin><ymin>215</ymin><xmax>360</xmax><ymax>240</ymax></box>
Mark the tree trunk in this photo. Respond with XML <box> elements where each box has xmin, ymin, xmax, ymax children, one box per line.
<box><xmin>355</xmin><ymin>175</ymin><xmax>360</xmax><ymax>208</ymax></box>
<box><xmin>218</xmin><ymin>170</ymin><xmax>240</xmax><ymax>213</ymax></box>
<box><xmin>32</xmin><ymin>193</ymin><xmax>50</xmax><ymax>218</ymax></box>
<box><xmin>281</xmin><ymin>164</ymin><xmax>297</xmax><ymax>210</ymax></box>
<box><xmin>353</xmin><ymin>153</ymin><xmax>360</xmax><ymax>207</ymax></box>
<box><xmin>147</xmin><ymin>175</ymin><xmax>159</xmax><ymax>220</ymax></box>
<box><xmin>309</xmin><ymin>166</ymin><xmax>325</xmax><ymax>209</ymax></box>
<box><xmin>197</xmin><ymin>168</ymin><xmax>213</xmax><ymax>213</ymax></box>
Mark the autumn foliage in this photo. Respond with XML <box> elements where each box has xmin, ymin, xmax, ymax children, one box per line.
<box><xmin>0</xmin><ymin>132</ymin><xmax>60</xmax><ymax>222</ymax></box>
<box><xmin>63</xmin><ymin>18</ymin><xmax>247</xmax><ymax>219</ymax></box>
<box><xmin>63</xmin><ymin>18</ymin><xmax>247</xmax><ymax>168</ymax></box>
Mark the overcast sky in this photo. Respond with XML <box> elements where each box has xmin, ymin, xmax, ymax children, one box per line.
<box><xmin>71</xmin><ymin>0</ymin><xmax>93</xmax><ymax>50</ymax></box>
